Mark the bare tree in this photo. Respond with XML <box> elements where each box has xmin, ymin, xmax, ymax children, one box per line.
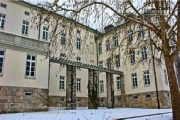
<box><xmin>30</xmin><ymin>0</ymin><xmax>179</xmax><ymax>119</ymax></box>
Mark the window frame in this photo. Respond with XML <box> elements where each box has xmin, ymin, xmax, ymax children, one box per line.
<box><xmin>130</xmin><ymin>50</ymin><xmax>135</xmax><ymax>64</ymax></box>
<box><xmin>106</xmin><ymin>40</ymin><xmax>110</xmax><ymax>51</ymax></box>
<box><xmin>114</xmin><ymin>36</ymin><xmax>118</xmax><ymax>48</ymax></box>
<box><xmin>59</xmin><ymin>76</ymin><xmax>65</xmax><ymax>90</ymax></box>
<box><xmin>76</xmin><ymin>37</ymin><xmax>81</xmax><ymax>50</ymax></box>
<box><xmin>42</xmin><ymin>26</ymin><xmax>48</xmax><ymax>40</ymax></box>
<box><xmin>60</xmin><ymin>33</ymin><xmax>66</xmax><ymax>45</ymax></box>
<box><xmin>99</xmin><ymin>43</ymin><xmax>102</xmax><ymax>54</ymax></box>
<box><xmin>76</xmin><ymin>78</ymin><xmax>81</xmax><ymax>92</ymax></box>
<box><xmin>128</xmin><ymin>29</ymin><xmax>133</xmax><ymax>43</ymax></box>
<box><xmin>117</xmin><ymin>77</ymin><xmax>121</xmax><ymax>90</ymax></box>
<box><xmin>138</xmin><ymin>25</ymin><xmax>144</xmax><ymax>39</ymax></box>
<box><xmin>60</xmin><ymin>53</ymin><xmax>65</xmax><ymax>67</ymax></box>
<box><xmin>76</xmin><ymin>57</ymin><xmax>81</xmax><ymax>70</ymax></box>
<box><xmin>25</xmin><ymin>54</ymin><xmax>36</xmax><ymax>78</ymax></box>
<box><xmin>115</xmin><ymin>55</ymin><xmax>120</xmax><ymax>68</ymax></box>
<box><xmin>144</xmin><ymin>70</ymin><xmax>150</xmax><ymax>86</ymax></box>
<box><xmin>22</xmin><ymin>20</ymin><xmax>29</xmax><ymax>35</ymax></box>
<box><xmin>106</xmin><ymin>58</ymin><xmax>111</xmax><ymax>69</ymax></box>
<box><xmin>0</xmin><ymin>13</ymin><xmax>6</xmax><ymax>29</ymax></box>
<box><xmin>132</xmin><ymin>73</ymin><xmax>138</xmax><ymax>88</ymax></box>
<box><xmin>0</xmin><ymin>50</ymin><xmax>5</xmax><ymax>76</ymax></box>
<box><xmin>141</xmin><ymin>46</ymin><xmax>147</xmax><ymax>60</ymax></box>
<box><xmin>99</xmin><ymin>80</ymin><xmax>104</xmax><ymax>93</ymax></box>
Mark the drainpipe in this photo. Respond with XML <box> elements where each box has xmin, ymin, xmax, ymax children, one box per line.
<box><xmin>148</xmin><ymin>30</ymin><xmax>160</xmax><ymax>109</ymax></box>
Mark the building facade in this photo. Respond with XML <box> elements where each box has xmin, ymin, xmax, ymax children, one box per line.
<box><xmin>0</xmin><ymin>1</ymin><xmax>171</xmax><ymax>113</ymax></box>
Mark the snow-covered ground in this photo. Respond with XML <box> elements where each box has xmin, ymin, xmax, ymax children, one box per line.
<box><xmin>0</xmin><ymin>107</ymin><xmax>172</xmax><ymax>120</ymax></box>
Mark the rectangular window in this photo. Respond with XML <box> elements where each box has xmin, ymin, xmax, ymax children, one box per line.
<box><xmin>24</xmin><ymin>11</ymin><xmax>30</xmax><ymax>16</ymax></box>
<box><xmin>60</xmin><ymin>33</ymin><xmax>66</xmax><ymax>45</ymax></box>
<box><xmin>144</xmin><ymin>71</ymin><xmax>150</xmax><ymax>86</ymax></box>
<box><xmin>99</xmin><ymin>61</ymin><xmax>103</xmax><ymax>72</ymax></box>
<box><xmin>138</xmin><ymin>25</ymin><xmax>144</xmax><ymax>39</ymax></box>
<box><xmin>59</xmin><ymin>76</ymin><xmax>65</xmax><ymax>90</ymax></box>
<box><xmin>100</xmin><ymin>80</ymin><xmax>104</xmax><ymax>93</ymax></box>
<box><xmin>76</xmin><ymin>78</ymin><xmax>81</xmax><ymax>91</ymax></box>
<box><xmin>99</xmin><ymin>43</ymin><xmax>102</xmax><ymax>54</ymax></box>
<box><xmin>60</xmin><ymin>53</ymin><xmax>65</xmax><ymax>67</ymax></box>
<box><xmin>106</xmin><ymin>58</ymin><xmax>111</xmax><ymax>69</ymax></box>
<box><xmin>90</xmin><ymin>42</ymin><xmax>94</xmax><ymax>54</ymax></box>
<box><xmin>115</xmin><ymin>55</ymin><xmax>120</xmax><ymax>68</ymax></box>
<box><xmin>76</xmin><ymin>37</ymin><xmax>81</xmax><ymax>50</ymax></box>
<box><xmin>0</xmin><ymin>3</ymin><xmax>7</xmax><ymax>8</ymax></box>
<box><xmin>134</xmin><ymin>96</ymin><xmax>138</xmax><ymax>100</ymax></box>
<box><xmin>76</xmin><ymin>57</ymin><xmax>81</xmax><ymax>69</ymax></box>
<box><xmin>164</xmin><ymin>69</ymin><xmax>168</xmax><ymax>85</ymax></box>
<box><xmin>141</xmin><ymin>46</ymin><xmax>147</xmax><ymax>60</ymax></box>
<box><xmin>117</xmin><ymin>77</ymin><xmax>121</xmax><ymax>90</ymax></box>
<box><xmin>0</xmin><ymin>50</ymin><xmax>4</xmax><ymax>75</ymax></box>
<box><xmin>0</xmin><ymin>13</ymin><xmax>6</xmax><ymax>29</ymax></box>
<box><xmin>130</xmin><ymin>50</ymin><xmax>135</xmax><ymax>64</ymax></box>
<box><xmin>22</xmin><ymin>20</ymin><xmax>29</xmax><ymax>35</ymax></box>
<box><xmin>42</xmin><ymin>27</ymin><xmax>48</xmax><ymax>40</ymax></box>
<box><xmin>114</xmin><ymin>36</ymin><xmax>118</xmax><ymax>47</ymax></box>
<box><xmin>26</xmin><ymin>55</ymin><xmax>36</xmax><ymax>77</ymax></box>
<box><xmin>132</xmin><ymin>73</ymin><xmax>138</xmax><ymax>88</ymax></box>
<box><xmin>24</xmin><ymin>92</ymin><xmax>32</xmax><ymax>97</ymax></box>
<box><xmin>106</xmin><ymin>40</ymin><xmax>110</xmax><ymax>51</ymax></box>
<box><xmin>128</xmin><ymin>29</ymin><xmax>133</xmax><ymax>43</ymax></box>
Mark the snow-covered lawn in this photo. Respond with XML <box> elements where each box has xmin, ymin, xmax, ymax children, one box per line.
<box><xmin>0</xmin><ymin>107</ymin><xmax>172</xmax><ymax>120</ymax></box>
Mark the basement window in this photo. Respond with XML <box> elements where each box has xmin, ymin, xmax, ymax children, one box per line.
<box><xmin>134</xmin><ymin>96</ymin><xmax>138</xmax><ymax>100</ymax></box>
<box><xmin>146</xmin><ymin>95</ymin><xmax>151</xmax><ymax>99</ymax></box>
<box><xmin>77</xmin><ymin>99</ymin><xmax>81</xmax><ymax>102</ymax></box>
<box><xmin>24</xmin><ymin>92</ymin><xmax>32</xmax><ymax>97</ymax></box>
<box><xmin>118</xmin><ymin>97</ymin><xmax>121</xmax><ymax>101</ymax></box>
<box><xmin>60</xmin><ymin>97</ymin><xmax>64</xmax><ymax>102</ymax></box>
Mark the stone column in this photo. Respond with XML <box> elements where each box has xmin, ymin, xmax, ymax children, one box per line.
<box><xmin>66</xmin><ymin>65</ymin><xmax>76</xmax><ymax>109</ymax></box>
<box><xmin>120</xmin><ymin>75</ymin><xmax>126</xmax><ymax>107</ymax></box>
<box><xmin>88</xmin><ymin>69</ymin><xmax>98</xmax><ymax>109</ymax></box>
<box><xmin>106</xmin><ymin>72</ymin><xmax>114</xmax><ymax>108</ymax></box>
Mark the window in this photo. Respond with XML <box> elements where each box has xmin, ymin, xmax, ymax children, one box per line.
<box><xmin>90</xmin><ymin>42</ymin><xmax>94</xmax><ymax>54</ymax></box>
<box><xmin>138</xmin><ymin>25</ymin><xmax>144</xmax><ymax>39</ymax></box>
<box><xmin>115</xmin><ymin>55</ymin><xmax>120</xmax><ymax>68</ymax></box>
<box><xmin>59</xmin><ymin>76</ymin><xmax>65</xmax><ymax>90</ymax></box>
<box><xmin>24</xmin><ymin>11</ymin><xmax>30</xmax><ymax>16</ymax></box>
<box><xmin>76</xmin><ymin>57</ymin><xmax>81</xmax><ymax>69</ymax></box>
<box><xmin>24</xmin><ymin>92</ymin><xmax>32</xmax><ymax>97</ymax></box>
<box><xmin>106</xmin><ymin>58</ymin><xmax>111</xmax><ymax>69</ymax></box>
<box><xmin>130</xmin><ymin>50</ymin><xmax>135</xmax><ymax>64</ymax></box>
<box><xmin>99</xmin><ymin>43</ymin><xmax>102</xmax><ymax>54</ymax></box>
<box><xmin>42</xmin><ymin>27</ymin><xmax>48</xmax><ymax>40</ymax></box>
<box><xmin>99</xmin><ymin>61</ymin><xmax>103</xmax><ymax>67</ymax></box>
<box><xmin>134</xmin><ymin>96</ymin><xmax>138</xmax><ymax>100</ymax></box>
<box><xmin>146</xmin><ymin>94</ymin><xmax>151</xmax><ymax>99</ymax></box>
<box><xmin>141</xmin><ymin>46</ymin><xmax>147</xmax><ymax>60</ymax></box>
<box><xmin>0</xmin><ymin>3</ymin><xmax>7</xmax><ymax>8</ymax></box>
<box><xmin>99</xmin><ymin>80</ymin><xmax>104</xmax><ymax>93</ymax></box>
<box><xmin>164</xmin><ymin>69</ymin><xmax>168</xmax><ymax>85</ymax></box>
<box><xmin>128</xmin><ymin>29</ymin><xmax>133</xmax><ymax>42</ymax></box>
<box><xmin>0</xmin><ymin>50</ymin><xmax>4</xmax><ymax>75</ymax></box>
<box><xmin>76</xmin><ymin>78</ymin><xmax>81</xmax><ymax>91</ymax></box>
<box><xmin>60</xmin><ymin>97</ymin><xmax>64</xmax><ymax>102</ymax></box>
<box><xmin>76</xmin><ymin>37</ymin><xmax>81</xmax><ymax>50</ymax></box>
<box><xmin>106</xmin><ymin>40</ymin><xmax>110</xmax><ymax>51</ymax></box>
<box><xmin>117</xmin><ymin>77</ymin><xmax>121</xmax><ymax>90</ymax></box>
<box><xmin>26</xmin><ymin>55</ymin><xmax>36</xmax><ymax>77</ymax></box>
<box><xmin>114</xmin><ymin>36</ymin><xmax>118</xmax><ymax>47</ymax></box>
<box><xmin>60</xmin><ymin>53</ymin><xmax>65</xmax><ymax>67</ymax></box>
<box><xmin>0</xmin><ymin>13</ymin><xmax>6</xmax><ymax>29</ymax></box>
<box><xmin>60</xmin><ymin>33</ymin><xmax>66</xmax><ymax>45</ymax></box>
<box><xmin>22</xmin><ymin>20</ymin><xmax>29</xmax><ymax>35</ymax></box>
<box><xmin>144</xmin><ymin>71</ymin><xmax>150</xmax><ymax>86</ymax></box>
<box><xmin>132</xmin><ymin>73</ymin><xmax>138</xmax><ymax>88</ymax></box>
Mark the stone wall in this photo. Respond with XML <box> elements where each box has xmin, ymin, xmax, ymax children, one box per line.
<box><xmin>0</xmin><ymin>86</ymin><xmax>48</xmax><ymax>113</ymax></box>
<box><xmin>99</xmin><ymin>91</ymin><xmax>171</xmax><ymax>108</ymax></box>
<box><xmin>48</xmin><ymin>96</ymin><xmax>66</xmax><ymax>107</ymax></box>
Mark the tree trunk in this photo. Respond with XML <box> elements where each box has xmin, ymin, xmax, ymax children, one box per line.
<box><xmin>164</xmin><ymin>56</ymin><xmax>180</xmax><ymax>120</ymax></box>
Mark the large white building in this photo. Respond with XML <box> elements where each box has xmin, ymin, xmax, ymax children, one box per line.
<box><xmin>0</xmin><ymin>1</ymin><xmax>171</xmax><ymax>113</ymax></box>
